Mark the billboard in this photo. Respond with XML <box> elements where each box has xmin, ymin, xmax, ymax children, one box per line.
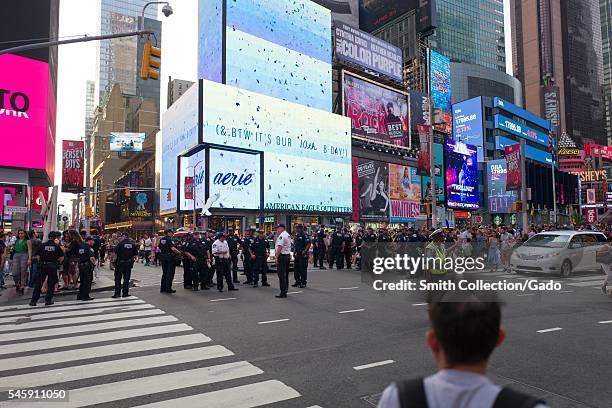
<box><xmin>334</xmin><ymin>22</ymin><xmax>402</xmax><ymax>81</ymax></box>
<box><xmin>429</xmin><ymin>50</ymin><xmax>451</xmax><ymax>112</ymax></box>
<box><xmin>201</xmin><ymin>79</ymin><xmax>352</xmax><ymax>213</ymax></box>
<box><xmin>542</xmin><ymin>86</ymin><xmax>560</xmax><ymax>130</ymax></box>
<box><xmin>389</xmin><ymin>164</ymin><xmax>421</xmax><ymax>222</ymax></box>
<box><xmin>494</xmin><ymin>114</ymin><xmax>548</xmax><ymax>146</ymax></box>
<box><xmin>128</xmin><ymin>191</ymin><xmax>154</xmax><ymax>219</ymax></box>
<box><xmin>416</xmin><ymin>124</ymin><xmax>430</xmax><ymax>176</ymax></box>
<box><xmin>179</xmin><ymin>148</ymin><xmax>205</xmax><ymax>212</ymax></box>
<box><xmin>421</xmin><ymin>143</ymin><xmax>444</xmax><ymax>202</ymax></box>
<box><xmin>453</xmin><ymin>97</ymin><xmax>484</xmax><ymax>162</ymax></box>
<box><xmin>61</xmin><ymin>140</ymin><xmax>84</xmax><ymax>194</ymax></box>
<box><xmin>199</xmin><ymin>0</ymin><xmax>333</xmax><ymax>112</ymax></box>
<box><xmin>109</xmin><ymin>132</ymin><xmax>145</xmax><ymax>152</ymax></box>
<box><xmin>493</xmin><ymin>97</ymin><xmax>550</xmax><ymax>130</ymax></box>
<box><xmin>342</xmin><ymin>72</ymin><xmax>409</xmax><ymax>146</ymax></box>
<box><xmin>495</xmin><ymin>136</ymin><xmax>553</xmax><ymax>165</ymax></box>
<box><xmin>409</xmin><ymin>91</ymin><xmax>429</xmax><ymax>130</ymax></box>
<box><xmin>31</xmin><ymin>186</ymin><xmax>48</xmax><ymax>212</ymax></box>
<box><xmin>487</xmin><ymin>160</ymin><xmax>518</xmax><ymax>214</ymax></box>
<box><xmin>444</xmin><ymin>140</ymin><xmax>479</xmax><ymax>210</ymax></box>
<box><xmin>313</xmin><ymin>0</ymin><xmax>359</xmax><ymax>27</ymax></box>
<box><xmin>416</xmin><ymin>0</ymin><xmax>438</xmax><ymax>33</ymax></box>
<box><xmin>504</xmin><ymin>144</ymin><xmax>521</xmax><ymax>191</ymax></box>
<box><xmin>0</xmin><ymin>54</ymin><xmax>54</xmax><ymax>180</ymax></box>
<box><xmin>359</xmin><ymin>0</ymin><xmax>415</xmax><ymax>32</ymax></box>
<box><xmin>353</xmin><ymin>158</ymin><xmax>389</xmax><ymax>221</ymax></box>
<box><xmin>208</xmin><ymin>148</ymin><xmax>261</xmax><ymax>210</ymax></box>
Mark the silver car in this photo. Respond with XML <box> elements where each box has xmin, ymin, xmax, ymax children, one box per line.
<box><xmin>510</xmin><ymin>231</ymin><xmax>607</xmax><ymax>277</ymax></box>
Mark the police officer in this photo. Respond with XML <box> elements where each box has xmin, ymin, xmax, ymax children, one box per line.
<box><xmin>184</xmin><ymin>232</ymin><xmax>209</xmax><ymax>291</ymax></box>
<box><xmin>395</xmin><ymin>228</ymin><xmax>409</xmax><ymax>243</ymax></box>
<box><xmin>159</xmin><ymin>229</ymin><xmax>182</xmax><ymax>293</ymax></box>
<box><xmin>77</xmin><ymin>236</ymin><xmax>97</xmax><ymax>301</ymax></box>
<box><xmin>242</xmin><ymin>228</ymin><xmax>256</xmax><ymax>284</ymax></box>
<box><xmin>113</xmin><ymin>232</ymin><xmax>138</xmax><ymax>298</ymax></box>
<box><xmin>354</xmin><ymin>229</ymin><xmax>364</xmax><ymax>269</ymax></box>
<box><xmin>329</xmin><ymin>228</ymin><xmax>344</xmax><ymax>270</ymax></box>
<box><xmin>249</xmin><ymin>229</ymin><xmax>271</xmax><ymax>288</ymax></box>
<box><xmin>314</xmin><ymin>226</ymin><xmax>327</xmax><ymax>269</ymax></box>
<box><xmin>377</xmin><ymin>228</ymin><xmax>391</xmax><ymax>242</ymax></box>
<box><xmin>30</xmin><ymin>232</ymin><xmax>63</xmax><ymax>306</ymax></box>
<box><xmin>202</xmin><ymin>230</ymin><xmax>217</xmax><ymax>288</ymax></box>
<box><xmin>212</xmin><ymin>232</ymin><xmax>238</xmax><ymax>292</ymax></box>
<box><xmin>181</xmin><ymin>233</ymin><xmax>194</xmax><ymax>289</ymax></box>
<box><xmin>425</xmin><ymin>229</ymin><xmax>449</xmax><ymax>282</ymax></box>
<box><xmin>227</xmin><ymin>228</ymin><xmax>242</xmax><ymax>284</ymax></box>
<box><xmin>342</xmin><ymin>228</ymin><xmax>353</xmax><ymax>269</ymax></box>
<box><xmin>292</xmin><ymin>224</ymin><xmax>311</xmax><ymax>288</ymax></box>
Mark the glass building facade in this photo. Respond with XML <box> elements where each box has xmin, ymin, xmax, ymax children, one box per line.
<box><xmin>600</xmin><ymin>0</ymin><xmax>612</xmax><ymax>144</ymax></box>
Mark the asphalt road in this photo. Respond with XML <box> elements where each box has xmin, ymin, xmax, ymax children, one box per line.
<box><xmin>0</xmin><ymin>265</ymin><xmax>610</xmax><ymax>408</ymax></box>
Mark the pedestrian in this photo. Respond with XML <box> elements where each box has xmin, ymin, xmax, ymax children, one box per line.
<box><xmin>274</xmin><ymin>224</ymin><xmax>292</xmax><ymax>298</ymax></box>
<box><xmin>242</xmin><ymin>228</ymin><xmax>255</xmax><ymax>284</ymax></box>
<box><xmin>29</xmin><ymin>232</ymin><xmax>63</xmax><ymax>306</ymax></box>
<box><xmin>212</xmin><ymin>232</ymin><xmax>238</xmax><ymax>292</ymax></box>
<box><xmin>65</xmin><ymin>230</ymin><xmax>82</xmax><ymax>290</ymax></box>
<box><xmin>488</xmin><ymin>233</ymin><xmax>501</xmax><ymax>272</ymax></box>
<box><xmin>597</xmin><ymin>235</ymin><xmax>612</xmax><ymax>296</ymax></box>
<box><xmin>143</xmin><ymin>235</ymin><xmax>152</xmax><ymax>266</ymax></box>
<box><xmin>11</xmin><ymin>229</ymin><xmax>32</xmax><ymax>295</ymax></box>
<box><xmin>184</xmin><ymin>232</ymin><xmax>208</xmax><ymax>291</ymax></box>
<box><xmin>158</xmin><ymin>229</ymin><xmax>182</xmax><ymax>293</ymax></box>
<box><xmin>329</xmin><ymin>228</ymin><xmax>344</xmax><ymax>270</ymax></box>
<box><xmin>203</xmin><ymin>230</ymin><xmax>217</xmax><ymax>288</ymax></box>
<box><xmin>28</xmin><ymin>231</ymin><xmax>42</xmax><ymax>289</ymax></box>
<box><xmin>180</xmin><ymin>233</ymin><xmax>193</xmax><ymax>289</ymax></box>
<box><xmin>112</xmin><ymin>232</ymin><xmax>138</xmax><ymax>298</ymax></box>
<box><xmin>343</xmin><ymin>227</ymin><xmax>353</xmax><ymax>269</ymax></box>
<box><xmin>0</xmin><ymin>232</ymin><xmax>6</xmax><ymax>291</ymax></box>
<box><xmin>314</xmin><ymin>225</ymin><xmax>327</xmax><ymax>269</ymax></box>
<box><xmin>77</xmin><ymin>236</ymin><xmax>96</xmax><ymax>301</ymax></box>
<box><xmin>226</xmin><ymin>228</ymin><xmax>242</xmax><ymax>284</ymax></box>
<box><xmin>292</xmin><ymin>224</ymin><xmax>311</xmax><ymax>288</ymax></box>
<box><xmin>249</xmin><ymin>229</ymin><xmax>271</xmax><ymax>288</ymax></box>
<box><xmin>99</xmin><ymin>234</ymin><xmax>107</xmax><ymax>266</ymax></box>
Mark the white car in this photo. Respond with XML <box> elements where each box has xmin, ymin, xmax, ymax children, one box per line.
<box><xmin>266</xmin><ymin>239</ymin><xmax>295</xmax><ymax>271</ymax></box>
<box><xmin>510</xmin><ymin>231</ymin><xmax>607</xmax><ymax>277</ymax></box>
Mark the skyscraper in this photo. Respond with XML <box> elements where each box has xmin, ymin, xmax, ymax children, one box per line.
<box><xmin>600</xmin><ymin>0</ymin><xmax>612</xmax><ymax>144</ymax></box>
<box><xmin>84</xmin><ymin>80</ymin><xmax>96</xmax><ymax>137</ymax></box>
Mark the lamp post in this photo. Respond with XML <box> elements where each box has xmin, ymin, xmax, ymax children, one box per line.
<box><xmin>57</xmin><ymin>204</ymin><xmax>65</xmax><ymax>231</ymax></box>
<box><xmin>140</xmin><ymin>2</ymin><xmax>173</xmax><ymax>30</ymax></box>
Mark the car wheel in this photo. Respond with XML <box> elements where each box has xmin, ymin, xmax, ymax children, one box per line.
<box><xmin>560</xmin><ymin>260</ymin><xmax>572</xmax><ymax>277</ymax></box>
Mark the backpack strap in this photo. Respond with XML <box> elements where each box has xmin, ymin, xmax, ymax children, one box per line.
<box><xmin>493</xmin><ymin>387</ymin><xmax>546</xmax><ymax>408</ymax></box>
<box><xmin>395</xmin><ymin>378</ymin><xmax>429</xmax><ymax>408</ymax></box>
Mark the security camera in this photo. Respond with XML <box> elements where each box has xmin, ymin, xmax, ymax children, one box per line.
<box><xmin>162</xmin><ymin>4</ymin><xmax>173</xmax><ymax>17</ymax></box>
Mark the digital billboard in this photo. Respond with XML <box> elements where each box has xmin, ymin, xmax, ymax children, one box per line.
<box><xmin>495</xmin><ymin>136</ymin><xmax>553</xmax><ymax>165</ymax></box>
<box><xmin>199</xmin><ymin>0</ymin><xmax>333</xmax><ymax>112</ymax></box>
<box><xmin>353</xmin><ymin>158</ymin><xmax>390</xmax><ymax>221</ymax></box>
<box><xmin>429</xmin><ymin>50</ymin><xmax>451</xmax><ymax>112</ymax></box>
<box><xmin>128</xmin><ymin>191</ymin><xmax>154</xmax><ymax>219</ymax></box>
<box><xmin>334</xmin><ymin>22</ymin><xmax>402</xmax><ymax>81</ymax></box>
<box><xmin>389</xmin><ymin>164</ymin><xmax>421</xmax><ymax>222</ymax></box>
<box><xmin>445</xmin><ymin>140</ymin><xmax>479</xmax><ymax>210</ymax></box>
<box><xmin>342</xmin><ymin>72</ymin><xmax>409</xmax><ymax>146</ymax></box>
<box><xmin>494</xmin><ymin>114</ymin><xmax>548</xmax><ymax>147</ymax></box>
<box><xmin>421</xmin><ymin>143</ymin><xmax>444</xmax><ymax>202</ymax></box>
<box><xmin>208</xmin><ymin>148</ymin><xmax>261</xmax><ymax>210</ymax></box>
<box><xmin>179</xmin><ymin>149</ymin><xmax>205</xmax><ymax>212</ymax></box>
<box><xmin>109</xmin><ymin>133</ymin><xmax>145</xmax><ymax>152</ymax></box>
<box><xmin>453</xmin><ymin>97</ymin><xmax>484</xmax><ymax>162</ymax></box>
<box><xmin>359</xmin><ymin>0</ymin><xmax>415</xmax><ymax>32</ymax></box>
<box><xmin>493</xmin><ymin>97</ymin><xmax>550</xmax><ymax>130</ymax></box>
<box><xmin>487</xmin><ymin>160</ymin><xmax>518</xmax><ymax>214</ymax></box>
<box><xmin>201</xmin><ymin>79</ymin><xmax>352</xmax><ymax>213</ymax></box>
<box><xmin>409</xmin><ymin>91</ymin><xmax>429</xmax><ymax>130</ymax></box>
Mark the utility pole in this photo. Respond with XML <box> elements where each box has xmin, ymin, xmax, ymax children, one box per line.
<box><xmin>84</xmin><ymin>132</ymin><xmax>91</xmax><ymax>233</ymax></box>
<box><xmin>520</xmin><ymin>138</ymin><xmax>528</xmax><ymax>233</ymax></box>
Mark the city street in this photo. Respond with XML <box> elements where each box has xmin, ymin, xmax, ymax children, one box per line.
<box><xmin>0</xmin><ymin>264</ymin><xmax>610</xmax><ymax>408</ymax></box>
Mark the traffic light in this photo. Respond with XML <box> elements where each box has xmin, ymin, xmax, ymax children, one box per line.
<box><xmin>141</xmin><ymin>41</ymin><xmax>161</xmax><ymax>80</ymax></box>
<box><xmin>513</xmin><ymin>201</ymin><xmax>523</xmax><ymax>213</ymax></box>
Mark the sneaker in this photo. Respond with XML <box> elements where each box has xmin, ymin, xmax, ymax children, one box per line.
<box><xmin>82</xmin><ymin>297</ymin><xmax>95</xmax><ymax>301</ymax></box>
<box><xmin>122</xmin><ymin>293</ymin><xmax>130</xmax><ymax>297</ymax></box>
<box><xmin>243</xmin><ymin>281</ymin><xmax>253</xmax><ymax>285</ymax></box>
<box><xmin>275</xmin><ymin>294</ymin><xmax>287</xmax><ymax>298</ymax></box>
<box><xmin>218</xmin><ymin>288</ymin><xmax>224</xmax><ymax>292</ymax></box>
<box><xmin>299</xmin><ymin>284</ymin><xmax>306</xmax><ymax>288</ymax></box>
<box><xmin>193</xmin><ymin>287</ymin><xmax>199</xmax><ymax>291</ymax></box>
<box><xmin>166</xmin><ymin>289</ymin><xmax>176</xmax><ymax>294</ymax></box>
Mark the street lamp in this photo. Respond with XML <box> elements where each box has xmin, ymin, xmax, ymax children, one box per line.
<box><xmin>57</xmin><ymin>204</ymin><xmax>65</xmax><ymax>231</ymax></box>
<box><xmin>141</xmin><ymin>2</ymin><xmax>173</xmax><ymax>30</ymax></box>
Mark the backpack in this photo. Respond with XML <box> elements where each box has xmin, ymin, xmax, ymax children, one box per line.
<box><xmin>396</xmin><ymin>378</ymin><xmax>545</xmax><ymax>408</ymax></box>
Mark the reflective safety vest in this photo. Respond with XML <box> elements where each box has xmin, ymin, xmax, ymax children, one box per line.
<box><xmin>425</xmin><ymin>242</ymin><xmax>447</xmax><ymax>275</ymax></box>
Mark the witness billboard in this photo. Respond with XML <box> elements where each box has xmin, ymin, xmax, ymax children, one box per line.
<box><xmin>444</xmin><ymin>140</ymin><xmax>479</xmax><ymax>210</ymax></box>
<box><xmin>359</xmin><ymin>0</ymin><xmax>415</xmax><ymax>32</ymax></box>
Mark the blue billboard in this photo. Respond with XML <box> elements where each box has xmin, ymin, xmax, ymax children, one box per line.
<box><xmin>445</xmin><ymin>140</ymin><xmax>479</xmax><ymax>210</ymax></box>
<box><xmin>487</xmin><ymin>159</ymin><xmax>518</xmax><ymax>214</ymax></box>
<box><xmin>494</xmin><ymin>114</ymin><xmax>549</xmax><ymax>147</ymax></box>
<box><xmin>421</xmin><ymin>143</ymin><xmax>444</xmax><ymax>203</ymax></box>
<box><xmin>453</xmin><ymin>97</ymin><xmax>484</xmax><ymax>162</ymax></box>
<box><xmin>495</xmin><ymin>136</ymin><xmax>553</xmax><ymax>165</ymax></box>
<box><xmin>429</xmin><ymin>50</ymin><xmax>451</xmax><ymax>112</ymax></box>
<box><xmin>493</xmin><ymin>97</ymin><xmax>550</xmax><ymax>130</ymax></box>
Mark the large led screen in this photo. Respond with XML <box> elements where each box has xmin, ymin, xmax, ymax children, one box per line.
<box><xmin>487</xmin><ymin>159</ymin><xmax>518</xmax><ymax>214</ymax></box>
<box><xmin>430</xmin><ymin>50</ymin><xmax>451</xmax><ymax>112</ymax></box>
<box><xmin>494</xmin><ymin>114</ymin><xmax>548</xmax><ymax>147</ymax></box>
<box><xmin>353</xmin><ymin>158</ymin><xmax>390</xmax><ymax>221</ymax></box>
<box><xmin>179</xmin><ymin>149</ymin><xmax>205</xmax><ymax>212</ymax></box>
<box><xmin>109</xmin><ymin>132</ymin><xmax>145</xmax><ymax>152</ymax></box>
<box><xmin>343</xmin><ymin>72</ymin><xmax>409</xmax><ymax>146</ymax></box>
<box><xmin>208</xmin><ymin>148</ymin><xmax>261</xmax><ymax>210</ymax></box>
<box><xmin>453</xmin><ymin>97</ymin><xmax>484</xmax><ymax>162</ymax></box>
<box><xmin>359</xmin><ymin>0</ymin><xmax>415</xmax><ymax>32</ymax></box>
<box><xmin>445</xmin><ymin>140</ymin><xmax>479</xmax><ymax>210</ymax></box>
<box><xmin>161</xmin><ymin>83</ymin><xmax>199</xmax><ymax>212</ymax></box>
<box><xmin>199</xmin><ymin>0</ymin><xmax>333</xmax><ymax>112</ymax></box>
<box><xmin>201</xmin><ymin>79</ymin><xmax>352</xmax><ymax>213</ymax></box>
<box><xmin>421</xmin><ymin>143</ymin><xmax>444</xmax><ymax>202</ymax></box>
<box><xmin>495</xmin><ymin>135</ymin><xmax>553</xmax><ymax>165</ymax></box>
<box><xmin>389</xmin><ymin>164</ymin><xmax>421</xmax><ymax>223</ymax></box>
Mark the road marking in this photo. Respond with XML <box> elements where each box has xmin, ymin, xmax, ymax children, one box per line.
<box><xmin>2</xmin><ymin>345</ymin><xmax>234</xmax><ymax>388</ymax></box>
<box><xmin>339</xmin><ymin>287</ymin><xmax>359</xmax><ymax>290</ymax></box>
<box><xmin>0</xmin><ymin>361</ymin><xmax>264</xmax><ymax>408</ymax></box>
<box><xmin>0</xmin><ymin>299</ymin><xmax>145</xmax><ymax>318</ymax></box>
<box><xmin>209</xmin><ymin>297</ymin><xmax>237</xmax><ymax>302</ymax></box>
<box><xmin>568</xmin><ymin>275</ymin><xmax>605</xmax><ymax>281</ymax></box>
<box><xmin>566</xmin><ymin>280</ymin><xmax>604</xmax><ymax>287</ymax></box>
<box><xmin>598</xmin><ymin>320</ymin><xmax>612</xmax><ymax>324</ymax></box>
<box><xmin>517</xmin><ymin>293</ymin><xmax>535</xmax><ymax>297</ymax></box>
<box><xmin>338</xmin><ymin>309</ymin><xmax>365</xmax><ymax>314</ymax></box>
<box><xmin>558</xmin><ymin>290</ymin><xmax>574</xmax><ymax>293</ymax></box>
<box><xmin>287</xmin><ymin>291</ymin><xmax>303</xmax><ymax>294</ymax></box>
<box><xmin>0</xmin><ymin>308</ymin><xmax>165</xmax><ymax>332</ymax></box>
<box><xmin>257</xmin><ymin>319</ymin><xmax>290</xmax><ymax>325</ymax></box>
<box><xmin>0</xmin><ymin>323</ymin><xmax>193</xmax><ymax>356</ymax></box>
<box><xmin>353</xmin><ymin>360</ymin><xmax>395</xmax><ymax>371</ymax></box>
<box><xmin>0</xmin><ymin>296</ymin><xmax>138</xmax><ymax>312</ymax></box>
<box><xmin>412</xmin><ymin>303</ymin><xmax>428</xmax><ymax>306</ymax></box>
<box><xmin>0</xmin><ymin>333</ymin><xmax>210</xmax><ymax>372</ymax></box>
<box><xmin>537</xmin><ymin>327</ymin><xmax>563</xmax><ymax>333</ymax></box>
<box><xmin>0</xmin><ymin>303</ymin><xmax>154</xmax><ymax>324</ymax></box>
<box><xmin>131</xmin><ymin>380</ymin><xmax>300</xmax><ymax>408</ymax></box>
<box><xmin>0</xmin><ymin>315</ymin><xmax>178</xmax><ymax>343</ymax></box>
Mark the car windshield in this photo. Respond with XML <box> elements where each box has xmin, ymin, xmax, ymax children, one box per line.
<box><xmin>523</xmin><ymin>234</ymin><xmax>570</xmax><ymax>248</ymax></box>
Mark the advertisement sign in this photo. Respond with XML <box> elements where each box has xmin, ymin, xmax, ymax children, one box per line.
<box><xmin>493</xmin><ymin>97</ymin><xmax>551</xmax><ymax>130</ymax></box>
<box><xmin>354</xmin><ymin>158</ymin><xmax>390</xmax><ymax>221</ymax></box>
<box><xmin>109</xmin><ymin>132</ymin><xmax>145</xmax><ymax>152</ymax></box>
<box><xmin>558</xmin><ymin>148</ymin><xmax>581</xmax><ymax>156</ymax></box>
<box><xmin>184</xmin><ymin>177</ymin><xmax>194</xmax><ymax>200</ymax></box>
<box><xmin>389</xmin><ymin>164</ymin><xmax>421</xmax><ymax>222</ymax></box>
<box><xmin>31</xmin><ymin>186</ymin><xmax>48</xmax><ymax>211</ymax></box>
<box><xmin>128</xmin><ymin>191</ymin><xmax>154</xmax><ymax>219</ymax></box>
<box><xmin>495</xmin><ymin>135</ymin><xmax>553</xmax><ymax>165</ymax></box>
<box><xmin>494</xmin><ymin>114</ymin><xmax>549</xmax><ymax>147</ymax></box>
<box><xmin>314</xmin><ymin>0</ymin><xmax>359</xmax><ymax>27</ymax></box>
<box><xmin>208</xmin><ymin>148</ymin><xmax>261</xmax><ymax>210</ymax></box>
<box><xmin>429</xmin><ymin>50</ymin><xmax>451</xmax><ymax>112</ymax></box>
<box><xmin>487</xmin><ymin>160</ymin><xmax>518</xmax><ymax>214</ymax></box>
<box><xmin>433</xmin><ymin>110</ymin><xmax>452</xmax><ymax>134</ymax></box>
<box><xmin>0</xmin><ymin>185</ymin><xmax>18</xmax><ymax>222</ymax></box>
<box><xmin>334</xmin><ymin>22</ymin><xmax>403</xmax><ymax>81</ymax></box>
<box><xmin>416</xmin><ymin>124</ymin><xmax>430</xmax><ymax>176</ymax></box>
<box><xmin>0</xmin><ymin>54</ymin><xmax>54</xmax><ymax>179</ymax></box>
<box><xmin>542</xmin><ymin>86</ymin><xmax>560</xmax><ymax>130</ymax></box>
<box><xmin>416</xmin><ymin>0</ymin><xmax>438</xmax><ymax>34</ymax></box>
<box><xmin>586</xmin><ymin>188</ymin><xmax>596</xmax><ymax>204</ymax></box>
<box><xmin>179</xmin><ymin>148</ymin><xmax>205</xmax><ymax>212</ymax></box>
<box><xmin>445</xmin><ymin>140</ymin><xmax>479</xmax><ymax>210</ymax></box>
<box><xmin>359</xmin><ymin>0</ymin><xmax>415</xmax><ymax>33</ymax></box>
<box><xmin>585</xmin><ymin>208</ymin><xmax>598</xmax><ymax>225</ymax></box>
<box><xmin>343</xmin><ymin>72</ymin><xmax>409</xmax><ymax>146</ymax></box>
<box><xmin>202</xmin><ymin>79</ymin><xmax>352</xmax><ymax>213</ymax></box>
<box><xmin>61</xmin><ymin>140</ymin><xmax>84</xmax><ymax>194</ymax></box>
<box><xmin>409</xmin><ymin>91</ymin><xmax>429</xmax><ymax>130</ymax></box>
<box><xmin>351</xmin><ymin>157</ymin><xmax>360</xmax><ymax>221</ymax></box>
<box><xmin>504</xmin><ymin>144</ymin><xmax>521</xmax><ymax>191</ymax></box>
<box><xmin>421</xmin><ymin>143</ymin><xmax>444</xmax><ymax>202</ymax></box>
<box><xmin>583</xmin><ymin>144</ymin><xmax>612</xmax><ymax>160</ymax></box>
<box><xmin>453</xmin><ymin>97</ymin><xmax>484</xmax><ymax>162</ymax></box>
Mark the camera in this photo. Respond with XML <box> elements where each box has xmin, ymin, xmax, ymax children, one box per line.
<box><xmin>162</xmin><ymin>4</ymin><xmax>173</xmax><ymax>17</ymax></box>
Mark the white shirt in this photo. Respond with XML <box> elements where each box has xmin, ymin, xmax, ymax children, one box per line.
<box><xmin>212</xmin><ymin>239</ymin><xmax>230</xmax><ymax>259</ymax></box>
<box><xmin>144</xmin><ymin>238</ymin><xmax>152</xmax><ymax>250</ymax></box>
<box><xmin>275</xmin><ymin>231</ymin><xmax>292</xmax><ymax>255</ymax></box>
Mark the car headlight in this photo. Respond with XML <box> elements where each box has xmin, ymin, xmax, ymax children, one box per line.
<box><xmin>539</xmin><ymin>252</ymin><xmax>560</xmax><ymax>259</ymax></box>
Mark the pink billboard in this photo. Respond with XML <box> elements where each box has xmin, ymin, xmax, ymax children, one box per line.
<box><xmin>0</xmin><ymin>54</ymin><xmax>55</xmax><ymax>182</ymax></box>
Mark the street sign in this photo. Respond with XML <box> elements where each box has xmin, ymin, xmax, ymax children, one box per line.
<box><xmin>62</xmin><ymin>216</ymin><xmax>69</xmax><ymax>222</ymax></box>
<box><xmin>5</xmin><ymin>205</ymin><xmax>28</xmax><ymax>213</ymax></box>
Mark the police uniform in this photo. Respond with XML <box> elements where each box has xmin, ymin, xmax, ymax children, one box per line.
<box><xmin>184</xmin><ymin>236</ymin><xmax>209</xmax><ymax>290</ymax></box>
<box><xmin>355</xmin><ymin>232</ymin><xmax>364</xmax><ymax>269</ymax></box>
<box><xmin>77</xmin><ymin>240</ymin><xmax>96</xmax><ymax>300</ymax></box>
<box><xmin>249</xmin><ymin>234</ymin><xmax>270</xmax><ymax>286</ymax></box>
<box><xmin>242</xmin><ymin>233</ymin><xmax>256</xmax><ymax>283</ymax></box>
<box><xmin>343</xmin><ymin>230</ymin><xmax>353</xmax><ymax>269</ymax></box>
<box><xmin>293</xmin><ymin>228</ymin><xmax>310</xmax><ymax>287</ymax></box>
<box><xmin>180</xmin><ymin>237</ymin><xmax>193</xmax><ymax>289</ymax></box>
<box><xmin>329</xmin><ymin>230</ymin><xmax>344</xmax><ymax>270</ymax></box>
<box><xmin>113</xmin><ymin>236</ymin><xmax>138</xmax><ymax>297</ymax></box>
<box><xmin>227</xmin><ymin>232</ymin><xmax>242</xmax><ymax>283</ymax></box>
<box><xmin>30</xmin><ymin>236</ymin><xmax>63</xmax><ymax>306</ymax></box>
<box><xmin>159</xmin><ymin>234</ymin><xmax>177</xmax><ymax>293</ymax></box>
<box><xmin>314</xmin><ymin>228</ymin><xmax>326</xmax><ymax>268</ymax></box>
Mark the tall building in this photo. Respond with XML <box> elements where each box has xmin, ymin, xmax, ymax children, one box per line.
<box><xmin>512</xmin><ymin>0</ymin><xmax>605</xmax><ymax>145</ymax></box>
<box><xmin>84</xmin><ymin>80</ymin><xmax>96</xmax><ymax>137</ymax></box>
<box><xmin>167</xmin><ymin>78</ymin><xmax>195</xmax><ymax>108</ymax></box>
<box><xmin>601</xmin><ymin>0</ymin><xmax>612</xmax><ymax>144</ymax></box>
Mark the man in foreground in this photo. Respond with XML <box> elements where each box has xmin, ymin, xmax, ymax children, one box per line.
<box><xmin>377</xmin><ymin>293</ymin><xmax>549</xmax><ymax>408</ymax></box>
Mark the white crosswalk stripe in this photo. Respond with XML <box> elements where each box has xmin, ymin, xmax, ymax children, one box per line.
<box><xmin>467</xmin><ymin>271</ymin><xmax>606</xmax><ymax>291</ymax></box>
<box><xmin>0</xmin><ymin>295</ymin><xmax>302</xmax><ymax>408</ymax></box>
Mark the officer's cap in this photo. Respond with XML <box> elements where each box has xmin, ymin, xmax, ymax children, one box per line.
<box><xmin>429</xmin><ymin>229</ymin><xmax>445</xmax><ymax>239</ymax></box>
<box><xmin>217</xmin><ymin>232</ymin><xmax>226</xmax><ymax>238</ymax></box>
<box><xmin>164</xmin><ymin>229</ymin><xmax>173</xmax><ymax>234</ymax></box>
<box><xmin>276</xmin><ymin>223</ymin><xmax>286</xmax><ymax>229</ymax></box>
<box><xmin>86</xmin><ymin>236</ymin><xmax>95</xmax><ymax>241</ymax></box>
<box><xmin>295</xmin><ymin>224</ymin><xmax>303</xmax><ymax>228</ymax></box>
<box><xmin>48</xmin><ymin>231</ymin><xmax>57</xmax><ymax>240</ymax></box>
<box><xmin>120</xmin><ymin>232</ymin><xmax>129</xmax><ymax>238</ymax></box>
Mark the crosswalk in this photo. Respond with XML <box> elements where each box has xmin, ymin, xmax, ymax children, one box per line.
<box><xmin>0</xmin><ymin>296</ymin><xmax>308</xmax><ymax>408</ymax></box>
<box><xmin>468</xmin><ymin>270</ymin><xmax>606</xmax><ymax>290</ymax></box>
